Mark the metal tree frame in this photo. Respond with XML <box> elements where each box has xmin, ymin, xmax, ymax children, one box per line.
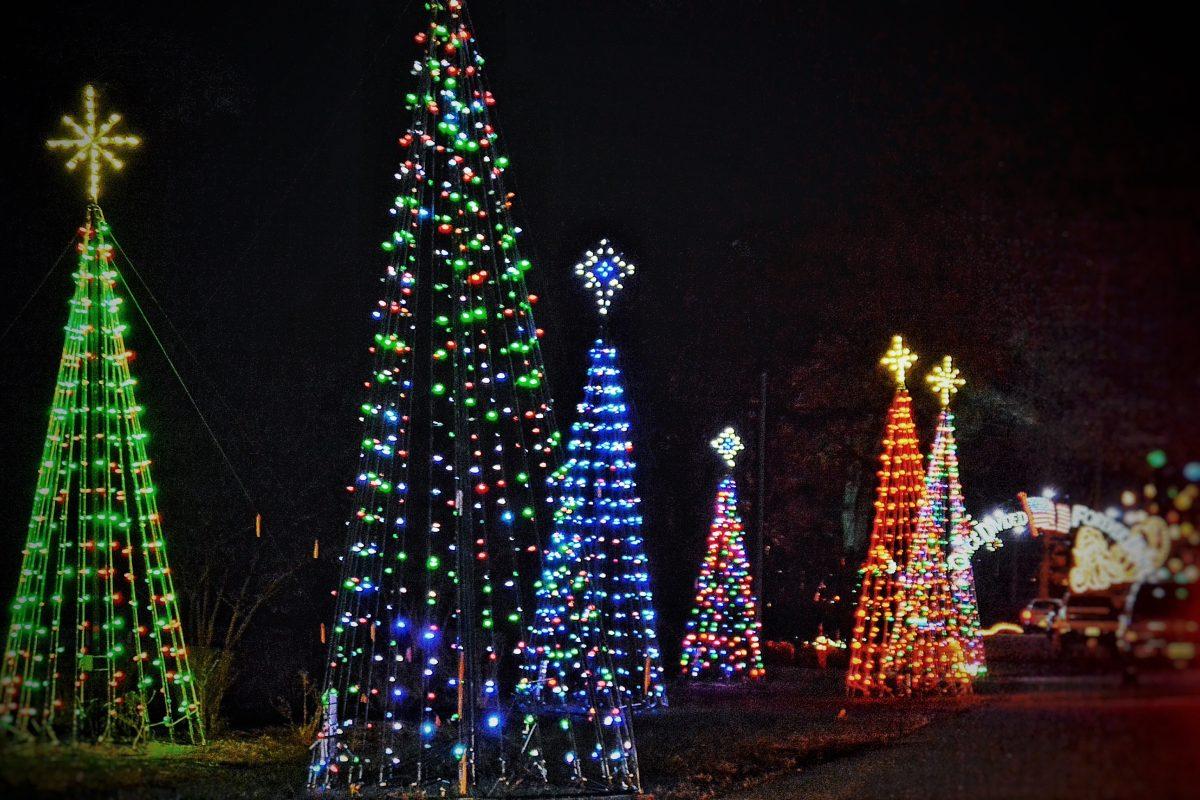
<box><xmin>526</xmin><ymin>241</ymin><xmax>667</xmax><ymax>714</ymax></box>
<box><xmin>309</xmin><ymin>2</ymin><xmax>640</xmax><ymax>796</ymax></box>
<box><xmin>1</xmin><ymin>199</ymin><xmax>204</xmax><ymax>743</ymax></box>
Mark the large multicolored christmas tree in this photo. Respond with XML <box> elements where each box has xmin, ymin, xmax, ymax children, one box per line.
<box><xmin>526</xmin><ymin>240</ymin><xmax>666</xmax><ymax>712</ymax></box>
<box><xmin>309</xmin><ymin>3</ymin><xmax>639</xmax><ymax>795</ymax></box>
<box><xmin>1</xmin><ymin>86</ymin><xmax>204</xmax><ymax>744</ymax></box>
<box><xmin>680</xmin><ymin>428</ymin><xmax>765</xmax><ymax>681</ymax></box>
<box><xmin>925</xmin><ymin>356</ymin><xmax>988</xmax><ymax>678</ymax></box>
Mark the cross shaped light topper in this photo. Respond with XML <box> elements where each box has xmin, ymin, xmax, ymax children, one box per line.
<box><xmin>927</xmin><ymin>355</ymin><xmax>966</xmax><ymax>408</ymax></box>
<box><xmin>575</xmin><ymin>238</ymin><xmax>634</xmax><ymax>315</ymax></box>
<box><xmin>880</xmin><ymin>334</ymin><xmax>918</xmax><ymax>388</ymax></box>
<box><xmin>710</xmin><ymin>426</ymin><xmax>745</xmax><ymax>469</ymax></box>
<box><xmin>47</xmin><ymin>85</ymin><xmax>140</xmax><ymax>203</ymax></box>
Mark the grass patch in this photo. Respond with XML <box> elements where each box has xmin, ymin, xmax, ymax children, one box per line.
<box><xmin>0</xmin><ymin>728</ymin><xmax>309</xmax><ymax>799</ymax></box>
<box><xmin>0</xmin><ymin>671</ymin><xmax>968</xmax><ymax>799</ymax></box>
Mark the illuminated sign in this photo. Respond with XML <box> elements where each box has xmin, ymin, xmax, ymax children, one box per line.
<box><xmin>969</xmin><ymin>494</ymin><xmax>1174</xmax><ymax>594</ymax></box>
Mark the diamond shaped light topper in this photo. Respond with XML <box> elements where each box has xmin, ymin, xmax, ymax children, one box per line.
<box><xmin>710</xmin><ymin>426</ymin><xmax>745</xmax><ymax>469</ymax></box>
<box><xmin>575</xmin><ymin>238</ymin><xmax>634</xmax><ymax>315</ymax></box>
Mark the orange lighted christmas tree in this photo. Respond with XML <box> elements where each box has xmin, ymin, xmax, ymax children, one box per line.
<box><xmin>846</xmin><ymin>336</ymin><xmax>928</xmax><ymax>697</ymax></box>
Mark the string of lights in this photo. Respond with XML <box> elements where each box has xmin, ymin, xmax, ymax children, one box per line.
<box><xmin>680</xmin><ymin>428</ymin><xmax>765</xmax><ymax>681</ymax></box>
<box><xmin>925</xmin><ymin>357</ymin><xmax>988</xmax><ymax>678</ymax></box>
<box><xmin>309</xmin><ymin>2</ymin><xmax>639</xmax><ymax>795</ymax></box>
<box><xmin>1</xmin><ymin>86</ymin><xmax>203</xmax><ymax>744</ymax></box>
<box><xmin>525</xmin><ymin>241</ymin><xmax>666</xmax><ymax>712</ymax></box>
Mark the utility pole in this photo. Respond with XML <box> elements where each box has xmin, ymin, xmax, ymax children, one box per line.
<box><xmin>757</xmin><ymin>371</ymin><xmax>768</xmax><ymax>616</ymax></box>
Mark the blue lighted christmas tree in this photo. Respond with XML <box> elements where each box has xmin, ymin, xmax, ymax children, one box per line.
<box><xmin>680</xmin><ymin>428</ymin><xmax>765</xmax><ymax>681</ymax></box>
<box><xmin>525</xmin><ymin>240</ymin><xmax>666</xmax><ymax>713</ymax></box>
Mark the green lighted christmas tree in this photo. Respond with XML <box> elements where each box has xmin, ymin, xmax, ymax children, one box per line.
<box><xmin>309</xmin><ymin>3</ymin><xmax>639</xmax><ymax>795</ymax></box>
<box><xmin>0</xmin><ymin>86</ymin><xmax>203</xmax><ymax>744</ymax></box>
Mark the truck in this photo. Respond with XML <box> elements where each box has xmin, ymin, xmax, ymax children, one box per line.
<box><xmin>1054</xmin><ymin>591</ymin><xmax>1123</xmax><ymax>648</ymax></box>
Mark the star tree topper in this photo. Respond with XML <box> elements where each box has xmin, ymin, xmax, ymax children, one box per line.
<box><xmin>575</xmin><ymin>238</ymin><xmax>634</xmax><ymax>315</ymax></box>
<box><xmin>927</xmin><ymin>355</ymin><xmax>966</xmax><ymax>407</ymax></box>
<box><xmin>47</xmin><ymin>85</ymin><xmax>140</xmax><ymax>203</ymax></box>
<box><xmin>711</xmin><ymin>426</ymin><xmax>744</xmax><ymax>469</ymax></box>
<box><xmin>880</xmin><ymin>334</ymin><xmax>918</xmax><ymax>388</ymax></box>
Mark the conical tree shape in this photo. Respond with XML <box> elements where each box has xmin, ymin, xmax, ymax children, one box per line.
<box><xmin>924</xmin><ymin>356</ymin><xmax>987</xmax><ymax>677</ymax></box>
<box><xmin>528</xmin><ymin>341</ymin><xmax>666</xmax><ymax>711</ymax></box>
<box><xmin>847</xmin><ymin>336</ymin><xmax>929</xmax><ymax>698</ymax></box>
<box><xmin>680</xmin><ymin>429</ymin><xmax>764</xmax><ymax>681</ymax></box>
<box><xmin>527</xmin><ymin>241</ymin><xmax>665</xmax><ymax>712</ymax></box>
<box><xmin>1</xmin><ymin>207</ymin><xmax>203</xmax><ymax>743</ymax></box>
<box><xmin>309</xmin><ymin>4</ymin><xmax>639</xmax><ymax>795</ymax></box>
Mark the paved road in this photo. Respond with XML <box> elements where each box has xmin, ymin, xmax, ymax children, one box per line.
<box><xmin>725</xmin><ymin>674</ymin><xmax>1200</xmax><ymax>800</ymax></box>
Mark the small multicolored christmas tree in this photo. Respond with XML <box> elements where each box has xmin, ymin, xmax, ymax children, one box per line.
<box><xmin>527</xmin><ymin>240</ymin><xmax>666</xmax><ymax>711</ymax></box>
<box><xmin>309</xmin><ymin>3</ymin><xmax>639</xmax><ymax>795</ymax></box>
<box><xmin>1</xmin><ymin>86</ymin><xmax>203</xmax><ymax>743</ymax></box>
<box><xmin>925</xmin><ymin>356</ymin><xmax>987</xmax><ymax>678</ymax></box>
<box><xmin>680</xmin><ymin>428</ymin><xmax>765</xmax><ymax>681</ymax></box>
<box><xmin>847</xmin><ymin>336</ymin><xmax>927</xmax><ymax>697</ymax></box>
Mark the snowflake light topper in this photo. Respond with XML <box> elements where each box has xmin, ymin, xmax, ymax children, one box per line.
<box><xmin>575</xmin><ymin>238</ymin><xmax>634</xmax><ymax>315</ymax></box>
<box><xmin>927</xmin><ymin>355</ymin><xmax>966</xmax><ymax>407</ymax></box>
<box><xmin>710</xmin><ymin>426</ymin><xmax>744</xmax><ymax>469</ymax></box>
<box><xmin>880</xmin><ymin>334</ymin><xmax>918</xmax><ymax>388</ymax></box>
<box><xmin>46</xmin><ymin>85</ymin><xmax>140</xmax><ymax>203</ymax></box>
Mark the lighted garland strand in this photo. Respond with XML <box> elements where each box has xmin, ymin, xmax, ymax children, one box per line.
<box><xmin>679</xmin><ymin>429</ymin><xmax>764</xmax><ymax>681</ymax></box>
<box><xmin>1</xmin><ymin>207</ymin><xmax>203</xmax><ymax>743</ymax></box>
<box><xmin>310</xmin><ymin>1</ymin><xmax>638</xmax><ymax>794</ymax></box>
<box><xmin>526</xmin><ymin>240</ymin><xmax>666</xmax><ymax>712</ymax></box>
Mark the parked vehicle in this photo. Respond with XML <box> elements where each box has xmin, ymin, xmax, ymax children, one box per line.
<box><xmin>1020</xmin><ymin>598</ymin><xmax>1064</xmax><ymax>633</ymax></box>
<box><xmin>1055</xmin><ymin>592</ymin><xmax>1122</xmax><ymax>643</ymax></box>
<box><xmin>1118</xmin><ymin>581</ymin><xmax>1199</xmax><ymax>671</ymax></box>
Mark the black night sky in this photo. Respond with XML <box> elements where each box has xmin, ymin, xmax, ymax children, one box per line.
<box><xmin>0</xmin><ymin>1</ymin><xmax>1196</xmax><ymax>721</ymax></box>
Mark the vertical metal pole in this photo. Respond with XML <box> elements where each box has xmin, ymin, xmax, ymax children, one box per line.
<box><xmin>458</xmin><ymin>650</ymin><xmax>468</xmax><ymax>796</ymax></box>
<box><xmin>757</xmin><ymin>371</ymin><xmax>767</xmax><ymax>616</ymax></box>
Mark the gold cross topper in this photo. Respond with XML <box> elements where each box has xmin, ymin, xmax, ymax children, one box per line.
<box><xmin>927</xmin><ymin>355</ymin><xmax>966</xmax><ymax>407</ymax></box>
<box><xmin>47</xmin><ymin>85</ymin><xmax>140</xmax><ymax>203</ymax></box>
<box><xmin>880</xmin><ymin>334</ymin><xmax>917</xmax><ymax>387</ymax></box>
